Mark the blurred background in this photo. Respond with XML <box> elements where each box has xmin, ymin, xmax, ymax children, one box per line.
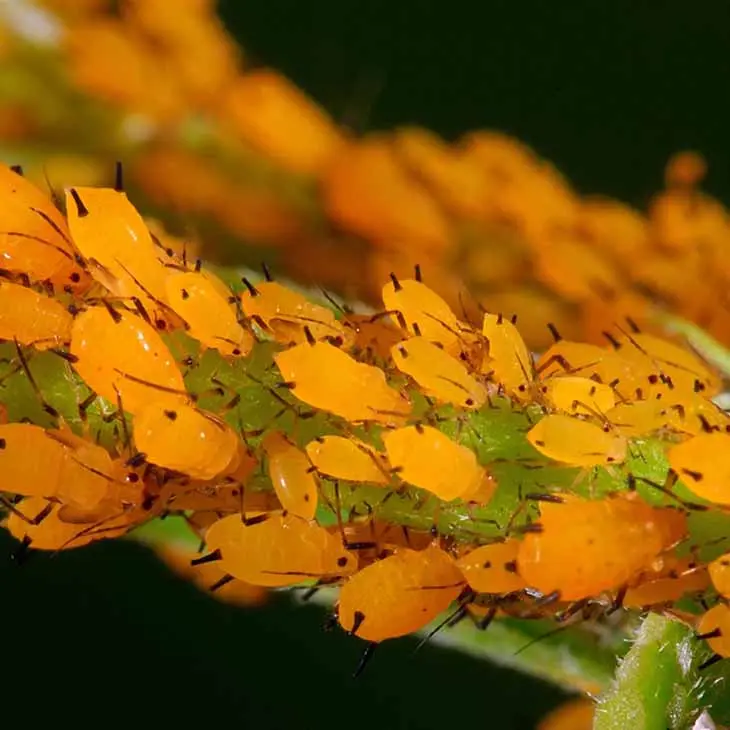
<box><xmin>2</xmin><ymin>1</ymin><xmax>729</xmax><ymax>727</ymax></box>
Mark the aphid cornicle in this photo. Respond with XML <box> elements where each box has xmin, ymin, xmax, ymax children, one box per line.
<box><xmin>70</xmin><ymin>304</ymin><xmax>188</xmax><ymax>416</ymax></box>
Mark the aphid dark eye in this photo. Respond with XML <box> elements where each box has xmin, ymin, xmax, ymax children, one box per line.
<box><xmin>164</xmin><ymin>410</ymin><xmax>178</xmax><ymax>421</ymax></box>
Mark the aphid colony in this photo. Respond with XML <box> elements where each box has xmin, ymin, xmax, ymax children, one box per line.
<box><xmin>6</xmin><ymin>1</ymin><xmax>730</xmax><ymax>358</ymax></box>
<box><xmin>3</xmin><ymin>164</ymin><xmax>730</xmax><ymax>671</ymax></box>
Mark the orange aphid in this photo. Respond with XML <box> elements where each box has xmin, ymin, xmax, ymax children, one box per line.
<box><xmin>337</xmin><ymin>545</ymin><xmax>465</xmax><ymax>642</ymax></box>
<box><xmin>65</xmin><ymin>186</ymin><xmax>171</xmax><ymax>307</ymax></box>
<box><xmin>517</xmin><ymin>493</ymin><xmax>687</xmax><ymax>600</ymax></box>
<box><xmin>623</xmin><ymin>555</ymin><xmax>708</xmax><ymax>608</ymax></box>
<box><xmin>342</xmin><ymin>313</ymin><xmax>403</xmax><ymax>362</ymax></box>
<box><xmin>274</xmin><ymin>338</ymin><xmax>411</xmax><ymax>425</ymax></box>
<box><xmin>668</xmin><ymin>432</ymin><xmax>730</xmax><ymax>505</ymax></box>
<box><xmin>697</xmin><ymin>604</ymin><xmax>730</xmax><ymax>658</ymax></box>
<box><xmin>539</xmin><ymin>376</ymin><xmax>616</xmax><ymax>416</ymax></box>
<box><xmin>537</xmin><ymin>698</ymin><xmax>594</xmax><ymax>730</ymax></box>
<box><xmin>527</xmin><ymin>414</ymin><xmax>627</xmax><ymax>467</ymax></box>
<box><xmin>164</xmin><ymin>270</ymin><xmax>253</xmax><ymax>357</ymax></box>
<box><xmin>664</xmin><ymin>150</ymin><xmax>707</xmax><ymax>189</ymax></box>
<box><xmin>381</xmin><ymin>275</ymin><xmax>465</xmax><ymax>353</ymax></box>
<box><xmin>392</xmin><ymin>127</ymin><xmax>494</xmax><ymax>219</ymax></box>
<box><xmin>383</xmin><ymin>425</ymin><xmax>494</xmax><ymax>503</ymax></box>
<box><xmin>220</xmin><ymin>69</ymin><xmax>345</xmax><ymax>176</ymax></box>
<box><xmin>458</xmin><ymin>130</ymin><xmax>538</xmax><ymax>183</ymax></box>
<box><xmin>204</xmin><ymin>511</ymin><xmax>357</xmax><ymax>587</ymax></box>
<box><xmin>240</xmin><ymin>280</ymin><xmax>347</xmax><ymax>345</ymax></box>
<box><xmin>480</xmin><ymin>312</ymin><xmax>534</xmax><ymax>395</ymax></box>
<box><xmin>70</xmin><ymin>304</ymin><xmax>188</xmax><ymax>416</ymax></box>
<box><xmin>155</xmin><ymin>544</ymin><xmax>268</xmax><ymax>607</ymax></box>
<box><xmin>305</xmin><ymin>435</ymin><xmax>389</xmax><ymax>485</ymax></box>
<box><xmin>535</xmin><ymin>339</ymin><xmax>645</xmax><ymax>400</ymax></box>
<box><xmin>322</xmin><ymin>136</ymin><xmax>452</xmax><ymax>255</ymax></box>
<box><xmin>64</xmin><ymin>19</ymin><xmax>185</xmax><ymax>123</ymax></box>
<box><xmin>709</xmin><ymin>553</ymin><xmax>730</xmax><ymax>598</ymax></box>
<box><xmin>0</xmin><ymin>163</ymin><xmax>87</xmax><ymax>290</ymax></box>
<box><xmin>262</xmin><ymin>431</ymin><xmax>319</xmax><ymax>520</ymax></box>
<box><xmin>649</xmin><ymin>189</ymin><xmax>727</xmax><ymax>253</ymax></box>
<box><xmin>613</xmin><ymin>331</ymin><xmax>722</xmax><ymax>396</ymax></box>
<box><xmin>48</xmin><ymin>428</ymin><xmax>116</xmax><ymax>511</ymax></box>
<box><xmin>577</xmin><ymin>197</ymin><xmax>649</xmax><ymax>264</ymax></box>
<box><xmin>533</xmin><ymin>234</ymin><xmax>621</xmax><ymax>304</ymax></box>
<box><xmin>5</xmin><ymin>497</ymin><xmax>127</xmax><ymax>551</ymax></box>
<box><xmin>0</xmin><ymin>423</ymin><xmax>69</xmax><ymax>498</ymax></box>
<box><xmin>391</xmin><ymin>336</ymin><xmax>487</xmax><ymax>409</ymax></box>
<box><xmin>0</xmin><ymin>281</ymin><xmax>72</xmax><ymax>348</ymax></box>
<box><xmin>455</xmin><ymin>539</ymin><xmax>526</xmax><ymax>594</ymax></box>
<box><xmin>133</xmin><ymin>403</ymin><xmax>240</xmax><ymax>480</ymax></box>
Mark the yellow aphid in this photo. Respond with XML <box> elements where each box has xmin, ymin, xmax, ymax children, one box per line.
<box><xmin>709</xmin><ymin>553</ymin><xmax>730</xmax><ymax>598</ymax></box>
<box><xmin>337</xmin><ymin>545</ymin><xmax>465</xmax><ymax>642</ymax></box>
<box><xmin>204</xmin><ymin>511</ymin><xmax>358</xmax><ymax>587</ymax></box>
<box><xmin>381</xmin><ymin>275</ymin><xmax>464</xmax><ymax>352</ymax></box>
<box><xmin>540</xmin><ymin>375</ymin><xmax>615</xmax><ymax>416</ymax></box>
<box><xmin>455</xmin><ymin>539</ymin><xmax>526</xmax><ymax>594</ymax></box>
<box><xmin>391</xmin><ymin>336</ymin><xmax>487</xmax><ymax>409</ymax></box>
<box><xmin>240</xmin><ymin>280</ymin><xmax>348</xmax><ymax>345</ymax></box>
<box><xmin>133</xmin><ymin>402</ymin><xmax>240</xmax><ymax>480</ymax></box>
<box><xmin>220</xmin><ymin>69</ymin><xmax>345</xmax><ymax>176</ymax></box>
<box><xmin>262</xmin><ymin>431</ymin><xmax>319</xmax><ymax>520</ymax></box>
<box><xmin>0</xmin><ymin>281</ymin><xmax>72</xmax><ymax>348</ymax></box>
<box><xmin>614</xmin><ymin>332</ymin><xmax>722</xmax><ymax>396</ymax></box>
<box><xmin>274</xmin><ymin>338</ymin><xmax>411</xmax><ymax>425</ymax></box>
<box><xmin>527</xmin><ymin>414</ymin><xmax>627</xmax><ymax>467</ymax></box>
<box><xmin>383</xmin><ymin>425</ymin><xmax>493</xmax><ymax>503</ymax></box>
<box><xmin>668</xmin><ymin>432</ymin><xmax>730</xmax><ymax>505</ymax></box>
<box><xmin>164</xmin><ymin>270</ymin><xmax>253</xmax><ymax>357</ymax></box>
<box><xmin>65</xmin><ymin>186</ymin><xmax>170</xmax><ymax>306</ymax></box>
<box><xmin>481</xmin><ymin>312</ymin><xmax>533</xmax><ymax>396</ymax></box>
<box><xmin>305</xmin><ymin>435</ymin><xmax>389</xmax><ymax>485</ymax></box>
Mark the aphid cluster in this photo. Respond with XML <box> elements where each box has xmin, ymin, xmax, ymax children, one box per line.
<box><xmin>2</xmin><ymin>165</ymin><xmax>730</xmax><ymax>681</ymax></box>
<box><xmin>4</xmin><ymin>3</ymin><xmax>730</xmax><ymax>359</ymax></box>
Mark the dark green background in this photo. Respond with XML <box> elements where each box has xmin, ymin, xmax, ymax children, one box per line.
<box><xmin>8</xmin><ymin>3</ymin><xmax>729</xmax><ymax>728</ymax></box>
<box><xmin>222</xmin><ymin>0</ymin><xmax>730</xmax><ymax>207</ymax></box>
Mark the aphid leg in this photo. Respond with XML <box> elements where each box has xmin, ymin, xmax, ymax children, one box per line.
<box><xmin>352</xmin><ymin>642</ymin><xmax>377</xmax><ymax>679</ymax></box>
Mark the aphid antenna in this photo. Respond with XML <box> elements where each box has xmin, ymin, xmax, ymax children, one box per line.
<box><xmin>112</xmin><ymin>369</ymin><xmax>195</xmax><ymax>401</ymax></box>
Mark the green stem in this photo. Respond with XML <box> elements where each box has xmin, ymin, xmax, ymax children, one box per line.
<box><xmin>595</xmin><ymin>613</ymin><xmax>712</xmax><ymax>730</ymax></box>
